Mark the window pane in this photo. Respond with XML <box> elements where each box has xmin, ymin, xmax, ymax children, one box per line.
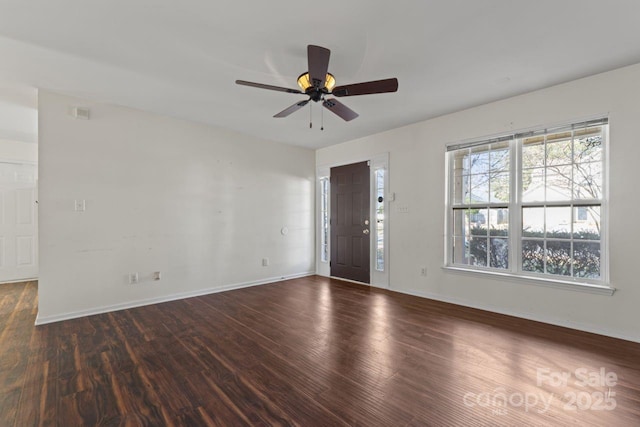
<box><xmin>453</xmin><ymin>149</ymin><xmax>470</xmax><ymax>175</ymax></box>
<box><xmin>470</xmin><ymin>174</ymin><xmax>489</xmax><ymax>203</ymax></box>
<box><xmin>321</xmin><ymin>179</ymin><xmax>328</xmax><ymax>211</ymax></box>
<box><xmin>490</xmin><ymin>142</ymin><xmax>510</xmax><ymax>171</ymax></box>
<box><xmin>545</xmin><ymin>241</ymin><xmax>571</xmax><ymax>276</ymax></box>
<box><xmin>573</xmin><ymin>162</ymin><xmax>602</xmax><ymax>200</ymax></box>
<box><xmin>453</xmin><ymin>209</ymin><xmax>469</xmax><ymax>237</ymax></box>
<box><xmin>573</xmin><ymin>206</ymin><xmax>600</xmax><ymax>240</ymax></box>
<box><xmin>469</xmin><ymin>236</ymin><xmax>487</xmax><ymax>267</ymax></box>
<box><xmin>453</xmin><ymin>234</ymin><xmax>470</xmax><ymax>265</ymax></box>
<box><xmin>375</xmin><ymin>169</ymin><xmax>385</xmax><ymax>271</ymax></box>
<box><xmin>452</xmin><ymin>172</ymin><xmax>468</xmax><ymax>204</ymax></box>
<box><xmin>489</xmin><ymin>208</ymin><xmax>508</xmax><ymax>236</ymax></box>
<box><xmin>489</xmin><ymin>238</ymin><xmax>509</xmax><ymax>269</ymax></box>
<box><xmin>573</xmin><ymin>242</ymin><xmax>600</xmax><ymax>278</ymax></box>
<box><xmin>470</xmin><ymin>209</ymin><xmax>487</xmax><ymax>235</ymax></box>
<box><xmin>452</xmin><ymin>150</ymin><xmax>470</xmax><ymax>204</ymax></box>
<box><xmin>320</xmin><ymin>178</ymin><xmax>329</xmax><ymax>263</ymax></box>
<box><xmin>546</xmin><ymin>132</ymin><xmax>572</xmax><ymax>166</ymax></box>
<box><xmin>489</xmin><ymin>172</ymin><xmax>509</xmax><ymax>203</ymax></box>
<box><xmin>574</xmin><ymin>129</ymin><xmax>603</xmax><ymax>163</ymax></box>
<box><xmin>522</xmin><ymin>137</ymin><xmax>545</xmax><ymax>169</ymax></box>
<box><xmin>546</xmin><ymin>206</ymin><xmax>571</xmax><ymax>239</ymax></box>
<box><xmin>545</xmin><ymin>165</ymin><xmax>572</xmax><ymax>201</ymax></box>
<box><xmin>498</xmin><ymin>208</ymin><xmax>509</xmax><ymax>225</ymax></box>
<box><xmin>470</xmin><ymin>147</ymin><xmax>490</xmax><ymax>174</ymax></box>
<box><xmin>522</xmin><ymin>207</ymin><xmax>544</xmax><ymax>237</ymax></box>
<box><xmin>522</xmin><ymin>239</ymin><xmax>544</xmax><ymax>272</ymax></box>
<box><xmin>522</xmin><ymin>168</ymin><xmax>545</xmax><ymax>202</ymax></box>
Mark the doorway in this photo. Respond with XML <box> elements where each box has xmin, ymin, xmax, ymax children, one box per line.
<box><xmin>0</xmin><ymin>162</ymin><xmax>38</xmax><ymax>283</ymax></box>
<box><xmin>0</xmin><ymin>85</ymin><xmax>39</xmax><ymax>284</ymax></box>
<box><xmin>317</xmin><ymin>153</ymin><xmax>389</xmax><ymax>288</ymax></box>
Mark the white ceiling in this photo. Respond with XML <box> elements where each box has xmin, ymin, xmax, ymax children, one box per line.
<box><xmin>1</xmin><ymin>0</ymin><xmax>639</xmax><ymax>149</ymax></box>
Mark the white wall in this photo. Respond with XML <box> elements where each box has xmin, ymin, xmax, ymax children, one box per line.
<box><xmin>0</xmin><ymin>139</ymin><xmax>37</xmax><ymax>163</ymax></box>
<box><xmin>37</xmin><ymin>90</ymin><xmax>315</xmax><ymax>323</ymax></box>
<box><xmin>0</xmin><ymin>85</ymin><xmax>38</xmax><ymax>144</ymax></box>
<box><xmin>317</xmin><ymin>63</ymin><xmax>640</xmax><ymax>343</ymax></box>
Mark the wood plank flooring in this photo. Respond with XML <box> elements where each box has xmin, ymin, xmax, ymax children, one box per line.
<box><xmin>1</xmin><ymin>276</ymin><xmax>640</xmax><ymax>426</ymax></box>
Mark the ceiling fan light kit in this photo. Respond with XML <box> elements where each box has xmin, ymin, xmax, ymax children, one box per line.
<box><xmin>297</xmin><ymin>72</ymin><xmax>336</xmax><ymax>93</ymax></box>
<box><xmin>236</xmin><ymin>45</ymin><xmax>398</xmax><ymax>128</ymax></box>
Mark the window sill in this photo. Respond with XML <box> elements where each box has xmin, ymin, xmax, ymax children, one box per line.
<box><xmin>442</xmin><ymin>265</ymin><xmax>615</xmax><ymax>296</ymax></box>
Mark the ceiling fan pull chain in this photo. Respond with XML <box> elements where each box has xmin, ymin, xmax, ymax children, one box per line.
<box><xmin>321</xmin><ymin>101</ymin><xmax>324</xmax><ymax>131</ymax></box>
<box><xmin>309</xmin><ymin>102</ymin><xmax>312</xmax><ymax>128</ymax></box>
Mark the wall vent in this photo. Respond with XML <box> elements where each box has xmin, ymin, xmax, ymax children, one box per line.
<box><xmin>69</xmin><ymin>106</ymin><xmax>90</xmax><ymax>120</ymax></box>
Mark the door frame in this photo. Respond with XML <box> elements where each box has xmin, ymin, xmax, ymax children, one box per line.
<box><xmin>316</xmin><ymin>152</ymin><xmax>389</xmax><ymax>288</ymax></box>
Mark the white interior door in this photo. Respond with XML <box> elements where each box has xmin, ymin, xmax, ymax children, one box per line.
<box><xmin>0</xmin><ymin>162</ymin><xmax>38</xmax><ymax>283</ymax></box>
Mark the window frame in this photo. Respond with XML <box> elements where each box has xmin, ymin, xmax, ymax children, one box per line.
<box><xmin>444</xmin><ymin>118</ymin><xmax>613</xmax><ymax>295</ymax></box>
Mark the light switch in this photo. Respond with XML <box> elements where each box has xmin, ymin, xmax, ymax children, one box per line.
<box><xmin>74</xmin><ymin>199</ymin><xmax>86</xmax><ymax>212</ymax></box>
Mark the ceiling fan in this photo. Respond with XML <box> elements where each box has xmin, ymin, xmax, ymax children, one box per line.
<box><xmin>236</xmin><ymin>45</ymin><xmax>398</xmax><ymax>124</ymax></box>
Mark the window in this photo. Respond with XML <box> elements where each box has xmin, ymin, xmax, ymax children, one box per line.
<box><xmin>375</xmin><ymin>168</ymin><xmax>385</xmax><ymax>271</ymax></box>
<box><xmin>320</xmin><ymin>177</ymin><xmax>329</xmax><ymax>263</ymax></box>
<box><xmin>447</xmin><ymin>118</ymin><xmax>608</xmax><ymax>287</ymax></box>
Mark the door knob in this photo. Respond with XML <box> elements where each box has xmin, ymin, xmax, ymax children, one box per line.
<box><xmin>363</xmin><ymin>229</ymin><xmax>370</xmax><ymax>235</ymax></box>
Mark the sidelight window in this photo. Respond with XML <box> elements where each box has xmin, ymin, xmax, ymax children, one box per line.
<box><xmin>375</xmin><ymin>168</ymin><xmax>385</xmax><ymax>271</ymax></box>
<box><xmin>320</xmin><ymin>177</ymin><xmax>329</xmax><ymax>263</ymax></box>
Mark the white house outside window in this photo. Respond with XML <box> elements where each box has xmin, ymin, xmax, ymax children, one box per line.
<box><xmin>446</xmin><ymin>118</ymin><xmax>609</xmax><ymax>289</ymax></box>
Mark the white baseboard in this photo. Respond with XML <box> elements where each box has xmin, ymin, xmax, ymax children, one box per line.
<box><xmin>394</xmin><ymin>287</ymin><xmax>640</xmax><ymax>344</ymax></box>
<box><xmin>34</xmin><ymin>271</ymin><xmax>314</xmax><ymax>326</ymax></box>
<box><xmin>0</xmin><ymin>277</ymin><xmax>38</xmax><ymax>285</ymax></box>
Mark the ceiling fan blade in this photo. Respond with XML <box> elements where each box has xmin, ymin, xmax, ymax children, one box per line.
<box><xmin>332</xmin><ymin>78</ymin><xmax>398</xmax><ymax>97</ymax></box>
<box><xmin>308</xmin><ymin>45</ymin><xmax>331</xmax><ymax>89</ymax></box>
<box><xmin>236</xmin><ymin>80</ymin><xmax>302</xmax><ymax>94</ymax></box>
<box><xmin>323</xmin><ymin>98</ymin><xmax>359</xmax><ymax>121</ymax></box>
<box><xmin>274</xmin><ymin>99</ymin><xmax>310</xmax><ymax>118</ymax></box>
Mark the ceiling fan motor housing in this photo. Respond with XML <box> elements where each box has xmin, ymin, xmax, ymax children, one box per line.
<box><xmin>307</xmin><ymin>86</ymin><xmax>327</xmax><ymax>102</ymax></box>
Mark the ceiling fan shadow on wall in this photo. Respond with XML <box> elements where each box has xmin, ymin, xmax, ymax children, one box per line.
<box><xmin>236</xmin><ymin>45</ymin><xmax>398</xmax><ymax>129</ymax></box>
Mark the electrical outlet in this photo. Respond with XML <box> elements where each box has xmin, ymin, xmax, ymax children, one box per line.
<box><xmin>152</xmin><ymin>271</ymin><xmax>161</xmax><ymax>281</ymax></box>
<box><xmin>262</xmin><ymin>258</ymin><xmax>269</xmax><ymax>267</ymax></box>
<box><xmin>420</xmin><ymin>267</ymin><xmax>427</xmax><ymax>277</ymax></box>
<box><xmin>129</xmin><ymin>273</ymin><xmax>138</xmax><ymax>284</ymax></box>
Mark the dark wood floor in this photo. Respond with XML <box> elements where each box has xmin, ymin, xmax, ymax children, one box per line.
<box><xmin>1</xmin><ymin>277</ymin><xmax>640</xmax><ymax>426</ymax></box>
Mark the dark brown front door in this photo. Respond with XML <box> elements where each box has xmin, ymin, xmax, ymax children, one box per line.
<box><xmin>330</xmin><ymin>161</ymin><xmax>370</xmax><ymax>283</ymax></box>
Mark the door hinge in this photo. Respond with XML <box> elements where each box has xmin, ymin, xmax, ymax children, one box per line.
<box><xmin>329</xmin><ymin>261</ymin><xmax>332</xmax><ymax>267</ymax></box>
